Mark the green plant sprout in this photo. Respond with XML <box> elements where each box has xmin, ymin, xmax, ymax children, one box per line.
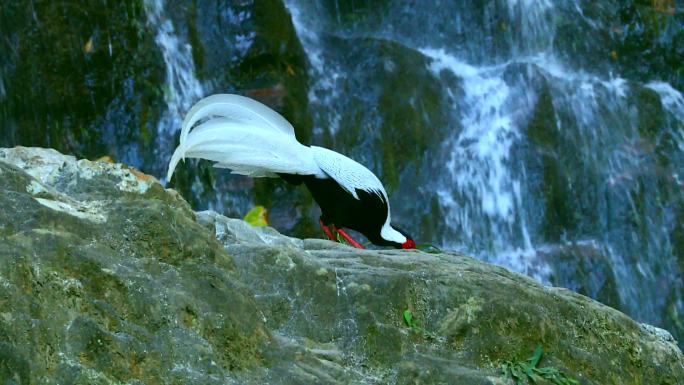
<box><xmin>403</xmin><ymin>309</ymin><xmax>437</xmax><ymax>340</ymax></box>
<box><xmin>501</xmin><ymin>346</ymin><xmax>580</xmax><ymax>385</ymax></box>
<box><xmin>336</xmin><ymin>232</ymin><xmax>348</xmax><ymax>245</ymax></box>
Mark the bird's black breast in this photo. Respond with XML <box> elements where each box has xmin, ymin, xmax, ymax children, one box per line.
<box><xmin>279</xmin><ymin>173</ymin><xmax>389</xmax><ymax>244</ymax></box>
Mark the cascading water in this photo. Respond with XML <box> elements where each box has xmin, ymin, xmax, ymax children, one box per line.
<box><xmin>144</xmin><ymin>0</ymin><xmax>204</xmax><ymax>180</ymax></box>
<box><xmin>284</xmin><ymin>0</ymin><xmax>684</xmax><ymax>339</ymax></box>
<box><xmin>417</xmin><ymin>49</ymin><xmax>542</xmax><ymax>277</ymax></box>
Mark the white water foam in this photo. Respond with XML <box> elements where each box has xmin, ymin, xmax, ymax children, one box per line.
<box><xmin>647</xmin><ymin>82</ymin><xmax>684</xmax><ymax>128</ymax></box>
<box><xmin>422</xmin><ymin>49</ymin><xmax>521</xmax><ymax>223</ymax></box>
<box><xmin>420</xmin><ymin>48</ymin><xmax>544</xmax><ymax>279</ymax></box>
<box><xmin>646</xmin><ymin>81</ymin><xmax>684</xmax><ymax>200</ymax></box>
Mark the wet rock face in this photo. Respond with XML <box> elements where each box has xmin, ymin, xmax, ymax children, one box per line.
<box><xmin>1</xmin><ymin>147</ymin><xmax>683</xmax><ymax>384</ymax></box>
<box><xmin>0</xmin><ymin>1</ymin><xmax>166</xmax><ymax>162</ymax></box>
<box><xmin>0</xmin><ymin>147</ymin><xmax>267</xmax><ymax>384</ymax></box>
<box><xmin>537</xmin><ymin>241</ymin><xmax>621</xmax><ymax>311</ymax></box>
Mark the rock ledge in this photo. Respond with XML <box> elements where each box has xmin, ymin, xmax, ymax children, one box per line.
<box><xmin>1</xmin><ymin>147</ymin><xmax>682</xmax><ymax>385</ymax></box>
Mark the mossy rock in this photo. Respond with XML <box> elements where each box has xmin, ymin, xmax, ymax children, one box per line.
<box><xmin>0</xmin><ymin>1</ymin><xmax>165</xmax><ymax>161</ymax></box>
<box><xmin>524</xmin><ymin>79</ymin><xmax>579</xmax><ymax>242</ymax></box>
<box><xmin>0</xmin><ymin>147</ymin><xmax>268</xmax><ymax>384</ymax></box>
<box><xmin>2</xmin><ymin>147</ymin><xmax>683</xmax><ymax>384</ymax></box>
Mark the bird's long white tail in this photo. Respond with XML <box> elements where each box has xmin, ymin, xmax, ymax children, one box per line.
<box><xmin>167</xmin><ymin>94</ymin><xmax>322</xmax><ymax>181</ymax></box>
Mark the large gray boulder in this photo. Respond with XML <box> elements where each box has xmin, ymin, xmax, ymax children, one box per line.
<box><xmin>0</xmin><ymin>147</ymin><xmax>682</xmax><ymax>385</ymax></box>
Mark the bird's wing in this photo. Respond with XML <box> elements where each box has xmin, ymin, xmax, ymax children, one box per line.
<box><xmin>310</xmin><ymin>146</ymin><xmax>387</xmax><ymax>201</ymax></box>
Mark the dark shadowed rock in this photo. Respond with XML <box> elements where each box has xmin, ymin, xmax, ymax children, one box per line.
<box><xmin>1</xmin><ymin>147</ymin><xmax>682</xmax><ymax>384</ymax></box>
<box><xmin>537</xmin><ymin>241</ymin><xmax>621</xmax><ymax>310</ymax></box>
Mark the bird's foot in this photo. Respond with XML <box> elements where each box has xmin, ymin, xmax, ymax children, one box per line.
<box><xmin>319</xmin><ymin>219</ymin><xmax>336</xmax><ymax>241</ymax></box>
<box><xmin>333</xmin><ymin>226</ymin><xmax>366</xmax><ymax>249</ymax></box>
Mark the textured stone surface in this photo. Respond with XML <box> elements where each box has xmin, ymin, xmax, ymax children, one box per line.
<box><xmin>0</xmin><ymin>147</ymin><xmax>266</xmax><ymax>385</ymax></box>
<box><xmin>1</xmin><ymin>147</ymin><xmax>683</xmax><ymax>385</ymax></box>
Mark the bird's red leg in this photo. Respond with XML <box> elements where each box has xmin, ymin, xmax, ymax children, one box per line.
<box><xmin>319</xmin><ymin>219</ymin><xmax>336</xmax><ymax>241</ymax></box>
<box><xmin>333</xmin><ymin>226</ymin><xmax>366</xmax><ymax>249</ymax></box>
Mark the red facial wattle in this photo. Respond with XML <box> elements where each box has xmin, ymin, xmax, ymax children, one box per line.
<box><xmin>402</xmin><ymin>239</ymin><xmax>416</xmax><ymax>249</ymax></box>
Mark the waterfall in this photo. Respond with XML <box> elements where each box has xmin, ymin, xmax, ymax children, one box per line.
<box><xmin>419</xmin><ymin>51</ymin><xmax>528</xmax><ymax>243</ymax></box>
<box><xmin>284</xmin><ymin>0</ymin><xmax>344</xmax><ymax>136</ymax></box>
<box><xmin>283</xmin><ymin>0</ymin><xmax>684</xmax><ymax>336</ymax></box>
<box><xmin>144</xmin><ymin>0</ymin><xmax>204</xmax><ymax>181</ymax></box>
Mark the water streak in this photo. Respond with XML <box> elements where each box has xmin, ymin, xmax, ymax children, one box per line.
<box><xmin>144</xmin><ymin>0</ymin><xmax>204</xmax><ymax>180</ymax></box>
<box><xmin>420</xmin><ymin>48</ymin><xmax>531</xmax><ymax>252</ymax></box>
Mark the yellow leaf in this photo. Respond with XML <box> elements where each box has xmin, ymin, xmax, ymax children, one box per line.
<box><xmin>84</xmin><ymin>37</ymin><xmax>94</xmax><ymax>53</ymax></box>
<box><xmin>286</xmin><ymin>64</ymin><xmax>295</xmax><ymax>76</ymax></box>
<box><xmin>95</xmin><ymin>155</ymin><xmax>115</xmax><ymax>163</ymax></box>
<box><xmin>244</xmin><ymin>206</ymin><xmax>268</xmax><ymax>227</ymax></box>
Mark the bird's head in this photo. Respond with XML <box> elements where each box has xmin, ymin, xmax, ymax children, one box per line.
<box><xmin>396</xmin><ymin>226</ymin><xmax>416</xmax><ymax>249</ymax></box>
<box><xmin>382</xmin><ymin>224</ymin><xmax>416</xmax><ymax>249</ymax></box>
<box><xmin>401</xmin><ymin>238</ymin><xmax>416</xmax><ymax>249</ymax></box>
